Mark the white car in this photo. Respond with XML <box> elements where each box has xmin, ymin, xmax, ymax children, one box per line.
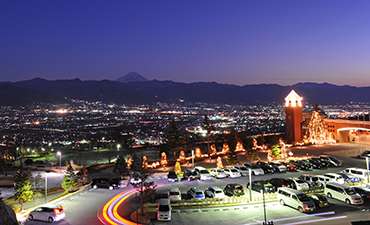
<box><xmin>28</xmin><ymin>205</ymin><xmax>65</xmax><ymax>223</ymax></box>
<box><xmin>287</xmin><ymin>178</ymin><xmax>310</xmax><ymax>191</ymax></box>
<box><xmin>234</xmin><ymin>165</ymin><xmax>249</xmax><ymax>176</ymax></box>
<box><xmin>323</xmin><ymin>173</ymin><xmax>345</xmax><ymax>184</ymax></box>
<box><xmin>270</xmin><ymin>161</ymin><xmax>287</xmax><ymax>172</ymax></box>
<box><xmin>223</xmin><ymin>168</ymin><xmax>241</xmax><ymax>178</ymax></box>
<box><xmin>243</xmin><ymin>162</ymin><xmax>265</xmax><ymax>175</ymax></box>
<box><xmin>168</xmin><ymin>187</ymin><xmax>181</xmax><ymax>201</ymax></box>
<box><xmin>209</xmin><ymin>168</ymin><xmax>227</xmax><ymax>179</ymax></box>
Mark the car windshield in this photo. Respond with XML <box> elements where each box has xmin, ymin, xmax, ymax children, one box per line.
<box><xmin>296</xmin><ymin>180</ymin><xmax>305</xmax><ymax>184</ymax></box>
<box><xmin>170</xmin><ymin>191</ymin><xmax>179</xmax><ymax>195</ymax></box>
<box><xmin>317</xmin><ymin>195</ymin><xmax>327</xmax><ymax>201</ymax></box>
<box><xmin>196</xmin><ymin>191</ymin><xmax>203</xmax><ymax>195</ymax></box>
<box><xmin>159</xmin><ymin>205</ymin><xmax>170</xmax><ymax>211</ymax></box>
<box><xmin>200</xmin><ymin>170</ymin><xmax>208</xmax><ymax>174</ymax></box>
<box><xmin>239</xmin><ymin>167</ymin><xmax>247</xmax><ymax>171</ymax></box>
<box><xmin>191</xmin><ymin>171</ymin><xmax>197</xmax><ymax>176</ymax></box>
<box><xmin>297</xmin><ymin>194</ymin><xmax>310</xmax><ymax>201</ymax></box>
<box><xmin>216</xmin><ymin>169</ymin><xmax>224</xmax><ymax>172</ymax></box>
<box><xmin>215</xmin><ymin>190</ymin><xmax>222</xmax><ymax>194</ymax></box>
<box><xmin>231</xmin><ymin>169</ymin><xmax>238</xmax><ymax>172</ymax></box>
<box><xmin>346</xmin><ymin>188</ymin><xmax>356</xmax><ymax>195</ymax></box>
<box><xmin>312</xmin><ymin>177</ymin><xmax>318</xmax><ymax>181</ymax></box>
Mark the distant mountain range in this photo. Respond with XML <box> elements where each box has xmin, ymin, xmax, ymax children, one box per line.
<box><xmin>0</xmin><ymin>73</ymin><xmax>369</xmax><ymax>106</ymax></box>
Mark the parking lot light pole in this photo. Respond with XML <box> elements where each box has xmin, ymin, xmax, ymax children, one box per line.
<box><xmin>44</xmin><ymin>171</ymin><xmax>51</xmax><ymax>204</ymax></box>
<box><xmin>249</xmin><ymin>168</ymin><xmax>252</xmax><ymax>202</ymax></box>
<box><xmin>192</xmin><ymin>150</ymin><xmax>194</xmax><ymax>169</ymax></box>
<box><xmin>57</xmin><ymin>151</ymin><xmax>62</xmax><ymax>168</ymax></box>
<box><xmin>366</xmin><ymin>155</ymin><xmax>370</xmax><ymax>184</ymax></box>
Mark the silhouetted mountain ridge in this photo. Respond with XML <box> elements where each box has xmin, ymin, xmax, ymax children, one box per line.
<box><xmin>1</xmin><ymin>78</ymin><xmax>369</xmax><ymax>106</ymax></box>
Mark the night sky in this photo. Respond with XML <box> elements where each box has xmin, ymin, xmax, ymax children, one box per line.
<box><xmin>1</xmin><ymin>1</ymin><xmax>370</xmax><ymax>86</ymax></box>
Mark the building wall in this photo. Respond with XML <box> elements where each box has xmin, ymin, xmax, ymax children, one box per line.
<box><xmin>285</xmin><ymin>106</ymin><xmax>303</xmax><ymax>143</ymax></box>
<box><xmin>324</xmin><ymin>119</ymin><xmax>370</xmax><ymax>142</ymax></box>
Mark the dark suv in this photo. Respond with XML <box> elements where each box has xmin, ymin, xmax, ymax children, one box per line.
<box><xmin>167</xmin><ymin>171</ymin><xmax>178</xmax><ymax>182</ymax></box>
<box><xmin>224</xmin><ymin>183</ymin><xmax>245</xmax><ymax>196</ymax></box>
<box><xmin>182</xmin><ymin>169</ymin><xmax>198</xmax><ymax>181</ymax></box>
<box><xmin>91</xmin><ymin>178</ymin><xmax>120</xmax><ymax>190</ymax></box>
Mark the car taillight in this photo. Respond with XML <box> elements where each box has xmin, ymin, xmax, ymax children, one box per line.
<box><xmin>54</xmin><ymin>208</ymin><xmax>60</xmax><ymax>213</ymax></box>
<box><xmin>303</xmin><ymin>204</ymin><xmax>307</xmax><ymax>211</ymax></box>
<box><xmin>232</xmin><ymin>173</ymin><xmax>235</xmax><ymax>175</ymax></box>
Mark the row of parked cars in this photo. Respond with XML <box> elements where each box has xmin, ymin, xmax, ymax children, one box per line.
<box><xmin>168</xmin><ymin>155</ymin><xmax>343</xmax><ymax>183</ymax></box>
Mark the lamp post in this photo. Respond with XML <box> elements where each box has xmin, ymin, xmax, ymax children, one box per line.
<box><xmin>366</xmin><ymin>155</ymin><xmax>370</xmax><ymax>184</ymax></box>
<box><xmin>191</xmin><ymin>150</ymin><xmax>194</xmax><ymax>169</ymax></box>
<box><xmin>249</xmin><ymin>168</ymin><xmax>252</xmax><ymax>202</ymax></box>
<box><xmin>57</xmin><ymin>151</ymin><xmax>62</xmax><ymax>168</ymax></box>
<box><xmin>44</xmin><ymin>171</ymin><xmax>50</xmax><ymax>204</ymax></box>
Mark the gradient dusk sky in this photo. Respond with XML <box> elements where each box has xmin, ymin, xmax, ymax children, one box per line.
<box><xmin>1</xmin><ymin>1</ymin><xmax>370</xmax><ymax>86</ymax></box>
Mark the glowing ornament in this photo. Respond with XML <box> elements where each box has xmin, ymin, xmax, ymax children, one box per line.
<box><xmin>217</xmin><ymin>156</ymin><xmax>223</xmax><ymax>168</ymax></box>
<box><xmin>160</xmin><ymin>152</ymin><xmax>168</xmax><ymax>167</ymax></box>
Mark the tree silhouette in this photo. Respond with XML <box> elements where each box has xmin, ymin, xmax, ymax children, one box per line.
<box><xmin>14</xmin><ymin>166</ymin><xmax>33</xmax><ymax>211</ymax></box>
<box><xmin>226</xmin><ymin>128</ymin><xmax>238</xmax><ymax>165</ymax></box>
<box><xmin>202</xmin><ymin>115</ymin><xmax>215</xmax><ymax>155</ymax></box>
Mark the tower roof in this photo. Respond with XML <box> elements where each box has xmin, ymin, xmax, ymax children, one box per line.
<box><xmin>285</xmin><ymin>90</ymin><xmax>303</xmax><ymax>107</ymax></box>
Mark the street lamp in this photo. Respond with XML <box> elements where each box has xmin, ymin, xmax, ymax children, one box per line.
<box><xmin>117</xmin><ymin>144</ymin><xmax>121</xmax><ymax>151</ymax></box>
<box><xmin>191</xmin><ymin>150</ymin><xmax>194</xmax><ymax>169</ymax></box>
<box><xmin>57</xmin><ymin>151</ymin><xmax>62</xmax><ymax>168</ymax></box>
<box><xmin>44</xmin><ymin>170</ymin><xmax>50</xmax><ymax>204</ymax></box>
<box><xmin>366</xmin><ymin>155</ymin><xmax>370</xmax><ymax>184</ymax></box>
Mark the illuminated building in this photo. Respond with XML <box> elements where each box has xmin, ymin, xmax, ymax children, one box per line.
<box><xmin>285</xmin><ymin>90</ymin><xmax>303</xmax><ymax>143</ymax></box>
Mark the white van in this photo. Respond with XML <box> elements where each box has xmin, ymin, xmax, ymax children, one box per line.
<box><xmin>323</xmin><ymin>173</ymin><xmax>345</xmax><ymax>184</ymax></box>
<box><xmin>341</xmin><ymin>167</ymin><xmax>369</xmax><ymax>181</ymax></box>
<box><xmin>324</xmin><ymin>182</ymin><xmax>363</xmax><ymax>205</ymax></box>
<box><xmin>277</xmin><ymin>187</ymin><xmax>315</xmax><ymax>213</ymax></box>
<box><xmin>157</xmin><ymin>198</ymin><xmax>172</xmax><ymax>221</ymax></box>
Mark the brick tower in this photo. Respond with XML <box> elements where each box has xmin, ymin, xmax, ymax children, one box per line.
<box><xmin>285</xmin><ymin>90</ymin><xmax>303</xmax><ymax>143</ymax></box>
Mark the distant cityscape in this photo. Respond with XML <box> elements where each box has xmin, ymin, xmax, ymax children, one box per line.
<box><xmin>1</xmin><ymin>99</ymin><xmax>369</xmax><ymax>154</ymax></box>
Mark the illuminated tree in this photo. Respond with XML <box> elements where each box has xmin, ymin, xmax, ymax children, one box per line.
<box><xmin>210</xmin><ymin>144</ymin><xmax>217</xmax><ymax>156</ymax></box>
<box><xmin>174</xmin><ymin>161</ymin><xmax>182</xmax><ymax>173</ymax></box>
<box><xmin>217</xmin><ymin>157</ymin><xmax>223</xmax><ymax>168</ymax></box>
<box><xmin>270</xmin><ymin>144</ymin><xmax>281</xmax><ymax>159</ymax></box>
<box><xmin>160</xmin><ymin>152</ymin><xmax>168</xmax><ymax>167</ymax></box>
<box><xmin>221</xmin><ymin>142</ymin><xmax>229</xmax><ymax>154</ymax></box>
<box><xmin>62</xmin><ymin>161</ymin><xmax>78</xmax><ymax>193</ymax></box>
<box><xmin>307</xmin><ymin>104</ymin><xmax>327</xmax><ymax>144</ymax></box>
<box><xmin>79</xmin><ymin>164</ymin><xmax>89</xmax><ymax>185</ymax></box>
<box><xmin>14</xmin><ymin>166</ymin><xmax>33</xmax><ymax>211</ymax></box>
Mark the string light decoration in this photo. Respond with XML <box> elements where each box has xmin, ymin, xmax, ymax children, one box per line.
<box><xmin>221</xmin><ymin>142</ymin><xmax>229</xmax><ymax>154</ymax></box>
<box><xmin>195</xmin><ymin>147</ymin><xmax>202</xmax><ymax>158</ymax></box>
<box><xmin>217</xmin><ymin>156</ymin><xmax>223</xmax><ymax>168</ymax></box>
<box><xmin>235</xmin><ymin>141</ymin><xmax>244</xmax><ymax>152</ymax></box>
<box><xmin>142</xmin><ymin>156</ymin><xmax>148</xmax><ymax>168</ymax></box>
<box><xmin>306</xmin><ymin>107</ymin><xmax>336</xmax><ymax>145</ymax></box>
<box><xmin>178</xmin><ymin>150</ymin><xmax>186</xmax><ymax>162</ymax></box>
<box><xmin>160</xmin><ymin>152</ymin><xmax>168</xmax><ymax>167</ymax></box>
<box><xmin>126</xmin><ymin>157</ymin><xmax>132</xmax><ymax>169</ymax></box>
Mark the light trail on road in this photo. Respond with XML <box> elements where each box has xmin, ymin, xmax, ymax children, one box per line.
<box><xmin>99</xmin><ymin>185</ymin><xmax>165</xmax><ymax>225</ymax></box>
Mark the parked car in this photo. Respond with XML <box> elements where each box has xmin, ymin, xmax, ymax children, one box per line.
<box><xmin>187</xmin><ymin>187</ymin><xmax>205</xmax><ymax>199</ymax></box>
<box><xmin>320</xmin><ymin>155</ymin><xmax>342</xmax><ymax>167</ymax></box>
<box><xmin>28</xmin><ymin>205</ymin><xmax>65</xmax><ymax>223</ymax></box>
<box><xmin>341</xmin><ymin>167</ymin><xmax>369</xmax><ymax>181</ymax></box>
<box><xmin>209</xmin><ymin>168</ymin><xmax>227</xmax><ymax>179</ymax></box>
<box><xmin>357</xmin><ymin>150</ymin><xmax>370</xmax><ymax>159</ymax></box>
<box><xmin>234</xmin><ymin>165</ymin><xmax>249</xmax><ymax>176</ymax></box>
<box><xmin>298</xmin><ymin>174</ymin><xmax>320</xmax><ymax>187</ymax></box>
<box><xmin>167</xmin><ymin>171</ymin><xmax>178</xmax><ymax>182</ymax></box>
<box><xmin>269</xmin><ymin>177</ymin><xmax>291</xmax><ymax>189</ymax></box>
<box><xmin>277</xmin><ymin>187</ymin><xmax>315</xmax><ymax>213</ymax></box>
<box><xmin>338</xmin><ymin>172</ymin><xmax>361</xmax><ymax>183</ymax></box>
<box><xmin>306</xmin><ymin>159</ymin><xmax>321</xmax><ymax>169</ymax></box>
<box><xmin>281</xmin><ymin>162</ymin><xmax>298</xmax><ymax>171</ymax></box>
<box><xmin>224</xmin><ymin>168</ymin><xmax>241</xmax><ymax>178</ymax></box>
<box><xmin>204</xmin><ymin>186</ymin><xmax>225</xmax><ymax>198</ymax></box>
<box><xmin>316</xmin><ymin>175</ymin><xmax>331</xmax><ymax>187</ymax></box>
<box><xmin>306</xmin><ymin>193</ymin><xmax>330</xmax><ymax>208</ymax></box>
<box><xmin>310</xmin><ymin>157</ymin><xmax>329</xmax><ymax>168</ymax></box>
<box><xmin>269</xmin><ymin>161</ymin><xmax>287</xmax><ymax>172</ymax></box>
<box><xmin>224</xmin><ymin>183</ymin><xmax>245</xmax><ymax>196</ymax></box>
<box><xmin>323</xmin><ymin>173</ymin><xmax>345</xmax><ymax>184</ymax></box>
<box><xmin>353</xmin><ymin>187</ymin><xmax>370</xmax><ymax>201</ymax></box>
<box><xmin>182</xmin><ymin>169</ymin><xmax>198</xmax><ymax>181</ymax></box>
<box><xmin>325</xmin><ymin>182</ymin><xmax>363</xmax><ymax>205</ymax></box>
<box><xmin>247</xmin><ymin>180</ymin><xmax>276</xmax><ymax>194</ymax></box>
<box><xmin>168</xmin><ymin>187</ymin><xmax>181</xmax><ymax>202</ymax></box>
<box><xmin>244</xmin><ymin>162</ymin><xmax>265</xmax><ymax>175</ymax></box>
<box><xmin>287</xmin><ymin>177</ymin><xmax>310</xmax><ymax>191</ymax></box>
<box><xmin>311</xmin><ymin>157</ymin><xmax>329</xmax><ymax>167</ymax></box>
<box><xmin>194</xmin><ymin>166</ymin><xmax>212</xmax><ymax>181</ymax></box>
<box><xmin>256</xmin><ymin>161</ymin><xmax>274</xmax><ymax>173</ymax></box>
<box><xmin>157</xmin><ymin>198</ymin><xmax>171</xmax><ymax>221</ymax></box>
<box><xmin>290</xmin><ymin>160</ymin><xmax>310</xmax><ymax>170</ymax></box>
<box><xmin>91</xmin><ymin>178</ymin><xmax>120</xmax><ymax>190</ymax></box>
<box><xmin>129</xmin><ymin>171</ymin><xmax>142</xmax><ymax>186</ymax></box>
